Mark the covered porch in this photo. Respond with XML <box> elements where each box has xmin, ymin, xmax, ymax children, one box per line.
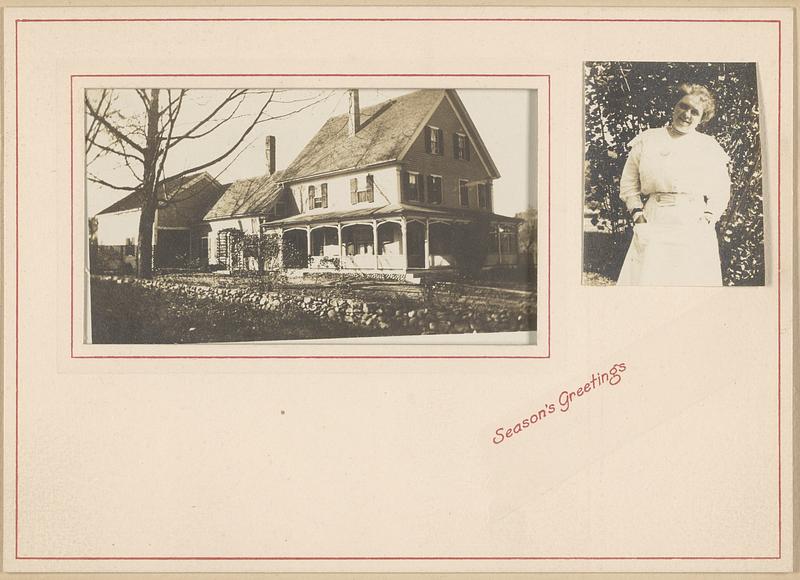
<box><xmin>263</xmin><ymin>205</ymin><xmax>520</xmax><ymax>273</ymax></box>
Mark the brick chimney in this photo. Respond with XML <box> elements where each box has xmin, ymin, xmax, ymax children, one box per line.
<box><xmin>265</xmin><ymin>135</ymin><xmax>276</xmax><ymax>175</ymax></box>
<box><xmin>348</xmin><ymin>89</ymin><xmax>360</xmax><ymax>136</ymax></box>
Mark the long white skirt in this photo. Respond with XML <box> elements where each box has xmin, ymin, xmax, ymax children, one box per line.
<box><xmin>617</xmin><ymin>194</ymin><xmax>723</xmax><ymax>287</ymax></box>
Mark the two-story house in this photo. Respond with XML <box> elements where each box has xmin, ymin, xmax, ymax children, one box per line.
<box><xmin>204</xmin><ymin>89</ymin><xmax>520</xmax><ymax>272</ymax></box>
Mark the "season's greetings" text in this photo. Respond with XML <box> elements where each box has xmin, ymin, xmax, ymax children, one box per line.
<box><xmin>492</xmin><ymin>362</ymin><xmax>628</xmax><ymax>445</ymax></box>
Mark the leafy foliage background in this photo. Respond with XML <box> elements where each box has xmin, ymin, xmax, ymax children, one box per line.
<box><xmin>583</xmin><ymin>61</ymin><xmax>764</xmax><ymax>286</ymax></box>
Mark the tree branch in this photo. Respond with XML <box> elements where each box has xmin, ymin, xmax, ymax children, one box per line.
<box><xmin>85</xmin><ymin>95</ymin><xmax>146</xmax><ymax>154</ymax></box>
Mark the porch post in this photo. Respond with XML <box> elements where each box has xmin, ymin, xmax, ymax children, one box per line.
<box><xmin>277</xmin><ymin>227</ymin><xmax>284</xmax><ymax>269</ymax></box>
<box><xmin>424</xmin><ymin>219</ymin><xmax>430</xmax><ymax>269</ymax></box>
<box><xmin>372</xmin><ymin>220</ymin><xmax>379</xmax><ymax>270</ymax></box>
<box><xmin>497</xmin><ymin>223</ymin><xmax>503</xmax><ymax>264</ymax></box>
<box><xmin>337</xmin><ymin>222</ymin><xmax>343</xmax><ymax>264</ymax></box>
<box><xmin>400</xmin><ymin>218</ymin><xmax>408</xmax><ymax>271</ymax></box>
<box><xmin>306</xmin><ymin>225</ymin><xmax>312</xmax><ymax>269</ymax></box>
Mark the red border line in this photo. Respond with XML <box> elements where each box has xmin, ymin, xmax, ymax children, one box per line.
<box><xmin>70</xmin><ymin>72</ymin><xmax>551</xmax><ymax>361</ymax></box>
<box><xmin>14</xmin><ymin>17</ymin><xmax>20</xmax><ymax>561</ymax></box>
<box><xmin>15</xmin><ymin>16</ymin><xmax>783</xmax><ymax>562</ymax></box>
<box><xmin>16</xmin><ymin>17</ymin><xmax>782</xmax><ymax>24</ymax></box>
<box><xmin>776</xmin><ymin>18</ymin><xmax>782</xmax><ymax>558</ymax></box>
<box><xmin>14</xmin><ymin>555</ymin><xmax>783</xmax><ymax>561</ymax></box>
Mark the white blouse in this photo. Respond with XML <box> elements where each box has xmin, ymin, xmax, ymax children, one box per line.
<box><xmin>619</xmin><ymin>127</ymin><xmax>731</xmax><ymax>221</ymax></box>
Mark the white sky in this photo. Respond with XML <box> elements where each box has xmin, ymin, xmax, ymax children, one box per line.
<box><xmin>86</xmin><ymin>88</ymin><xmax>535</xmax><ymax>217</ymax></box>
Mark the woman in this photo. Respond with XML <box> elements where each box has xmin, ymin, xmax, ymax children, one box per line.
<box><xmin>617</xmin><ymin>83</ymin><xmax>731</xmax><ymax>286</ymax></box>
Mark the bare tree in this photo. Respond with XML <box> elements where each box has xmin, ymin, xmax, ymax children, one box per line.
<box><xmin>85</xmin><ymin>88</ymin><xmax>330</xmax><ymax>278</ymax></box>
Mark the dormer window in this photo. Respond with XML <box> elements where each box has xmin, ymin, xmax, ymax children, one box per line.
<box><xmin>425</xmin><ymin>126</ymin><xmax>443</xmax><ymax>155</ymax></box>
<box><xmin>454</xmin><ymin>133</ymin><xmax>470</xmax><ymax>161</ymax></box>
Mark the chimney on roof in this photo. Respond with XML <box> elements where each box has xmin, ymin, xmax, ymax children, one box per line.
<box><xmin>348</xmin><ymin>89</ymin><xmax>360</xmax><ymax>136</ymax></box>
<box><xmin>265</xmin><ymin>135</ymin><xmax>276</xmax><ymax>176</ymax></box>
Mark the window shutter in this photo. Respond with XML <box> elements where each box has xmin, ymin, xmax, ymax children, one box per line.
<box><xmin>400</xmin><ymin>171</ymin><xmax>407</xmax><ymax>201</ymax></box>
<box><xmin>350</xmin><ymin>178</ymin><xmax>358</xmax><ymax>204</ymax></box>
<box><xmin>366</xmin><ymin>174</ymin><xmax>374</xmax><ymax>202</ymax></box>
<box><xmin>465</xmin><ymin>138</ymin><xmax>471</xmax><ymax>161</ymax></box>
<box><xmin>453</xmin><ymin>134</ymin><xmax>459</xmax><ymax>158</ymax></box>
<box><xmin>418</xmin><ymin>174</ymin><xmax>426</xmax><ymax>202</ymax></box>
<box><xmin>424</xmin><ymin>126</ymin><xmax>432</xmax><ymax>153</ymax></box>
<box><xmin>437</xmin><ymin>129</ymin><xmax>444</xmax><ymax>155</ymax></box>
<box><xmin>321</xmin><ymin>184</ymin><xmax>328</xmax><ymax>208</ymax></box>
<box><xmin>486</xmin><ymin>182</ymin><xmax>492</xmax><ymax>210</ymax></box>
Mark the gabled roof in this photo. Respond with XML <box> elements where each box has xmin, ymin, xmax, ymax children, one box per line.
<box><xmin>204</xmin><ymin>170</ymin><xmax>285</xmax><ymax>221</ymax></box>
<box><xmin>96</xmin><ymin>172</ymin><xmax>221</xmax><ymax>215</ymax></box>
<box><xmin>280</xmin><ymin>89</ymin><xmax>447</xmax><ymax>182</ymax></box>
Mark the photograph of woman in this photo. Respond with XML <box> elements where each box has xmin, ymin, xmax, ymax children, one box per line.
<box><xmin>583</xmin><ymin>62</ymin><xmax>764</xmax><ymax>287</ymax></box>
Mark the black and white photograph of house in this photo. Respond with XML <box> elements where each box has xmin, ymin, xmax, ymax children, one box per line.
<box><xmin>87</xmin><ymin>88</ymin><xmax>538</xmax><ymax>343</ymax></box>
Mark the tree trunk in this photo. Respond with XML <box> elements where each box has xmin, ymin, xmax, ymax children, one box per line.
<box><xmin>136</xmin><ymin>196</ymin><xmax>157</xmax><ymax>278</ymax></box>
<box><xmin>135</xmin><ymin>89</ymin><xmax>162</xmax><ymax>279</ymax></box>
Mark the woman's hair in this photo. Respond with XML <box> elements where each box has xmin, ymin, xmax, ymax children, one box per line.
<box><xmin>675</xmin><ymin>83</ymin><xmax>716</xmax><ymax>124</ymax></box>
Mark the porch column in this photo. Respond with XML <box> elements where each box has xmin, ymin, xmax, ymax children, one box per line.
<box><xmin>337</xmin><ymin>223</ymin><xmax>343</xmax><ymax>259</ymax></box>
<box><xmin>277</xmin><ymin>228</ymin><xmax>284</xmax><ymax>268</ymax></box>
<box><xmin>306</xmin><ymin>225</ymin><xmax>312</xmax><ymax>268</ymax></box>
<box><xmin>372</xmin><ymin>220</ymin><xmax>379</xmax><ymax>270</ymax></box>
<box><xmin>400</xmin><ymin>218</ymin><xmax>408</xmax><ymax>271</ymax></box>
<box><xmin>497</xmin><ymin>224</ymin><xmax>503</xmax><ymax>264</ymax></box>
<box><xmin>424</xmin><ymin>219</ymin><xmax>430</xmax><ymax>269</ymax></box>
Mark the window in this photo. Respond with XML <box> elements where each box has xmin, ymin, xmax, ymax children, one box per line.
<box><xmin>309</xmin><ymin>184</ymin><xmax>328</xmax><ymax>209</ymax></box>
<box><xmin>487</xmin><ymin>228</ymin><xmax>499</xmax><ymax>254</ymax></box>
<box><xmin>425</xmin><ymin>126</ymin><xmax>443</xmax><ymax>155</ymax></box>
<box><xmin>500</xmin><ymin>230</ymin><xmax>517</xmax><ymax>254</ymax></box>
<box><xmin>427</xmin><ymin>175</ymin><xmax>442</xmax><ymax>204</ymax></box>
<box><xmin>454</xmin><ymin>133</ymin><xmax>470</xmax><ymax>160</ymax></box>
<box><xmin>478</xmin><ymin>183</ymin><xmax>487</xmax><ymax>208</ymax></box>
<box><xmin>263</xmin><ymin>200</ymin><xmax>286</xmax><ymax>220</ymax></box>
<box><xmin>459</xmin><ymin>179</ymin><xmax>470</xmax><ymax>207</ymax></box>
<box><xmin>351</xmin><ymin>175</ymin><xmax>375</xmax><ymax>204</ymax></box>
<box><xmin>404</xmin><ymin>171</ymin><xmax>420</xmax><ymax>201</ymax></box>
<box><xmin>485</xmin><ymin>181</ymin><xmax>493</xmax><ymax>210</ymax></box>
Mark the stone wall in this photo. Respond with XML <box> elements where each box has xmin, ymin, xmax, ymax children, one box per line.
<box><xmin>94</xmin><ymin>275</ymin><xmax>534</xmax><ymax>335</ymax></box>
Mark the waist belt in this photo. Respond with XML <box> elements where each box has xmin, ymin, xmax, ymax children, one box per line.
<box><xmin>651</xmin><ymin>192</ymin><xmax>689</xmax><ymax>206</ymax></box>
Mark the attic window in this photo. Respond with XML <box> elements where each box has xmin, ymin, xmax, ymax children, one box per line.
<box><xmin>454</xmin><ymin>133</ymin><xmax>470</xmax><ymax>161</ymax></box>
<box><xmin>425</xmin><ymin>126</ymin><xmax>443</xmax><ymax>155</ymax></box>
